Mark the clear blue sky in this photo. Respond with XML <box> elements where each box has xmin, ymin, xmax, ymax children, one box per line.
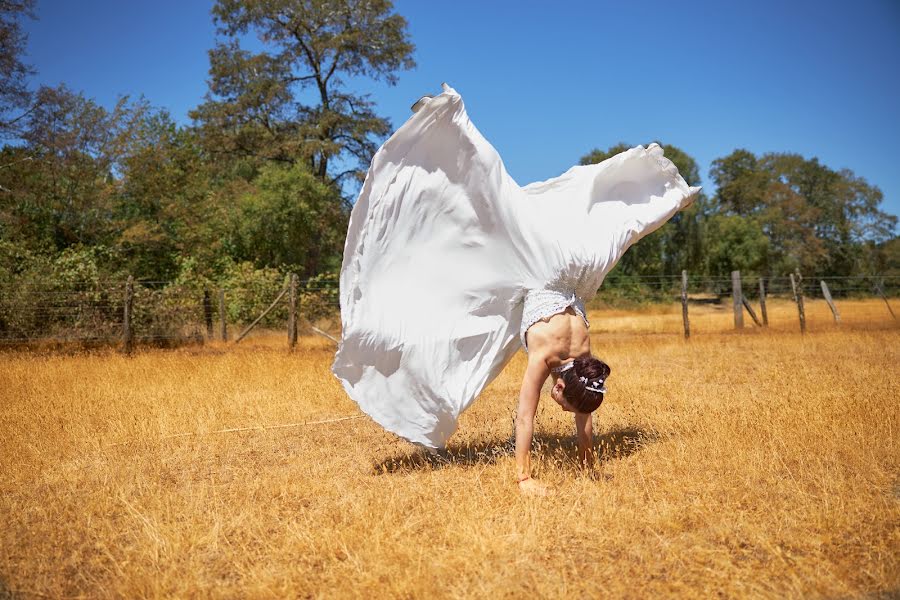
<box><xmin>21</xmin><ymin>0</ymin><xmax>900</xmax><ymax>221</ymax></box>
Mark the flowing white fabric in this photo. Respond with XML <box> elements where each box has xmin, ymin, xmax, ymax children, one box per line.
<box><xmin>332</xmin><ymin>84</ymin><xmax>700</xmax><ymax>448</ymax></box>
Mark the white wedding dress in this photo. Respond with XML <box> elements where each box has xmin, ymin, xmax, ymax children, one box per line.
<box><xmin>332</xmin><ymin>84</ymin><xmax>699</xmax><ymax>448</ymax></box>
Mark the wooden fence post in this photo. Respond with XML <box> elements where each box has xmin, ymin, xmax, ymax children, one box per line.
<box><xmin>123</xmin><ymin>275</ymin><xmax>134</xmax><ymax>355</ymax></box>
<box><xmin>288</xmin><ymin>273</ymin><xmax>298</xmax><ymax>350</ymax></box>
<box><xmin>235</xmin><ymin>286</ymin><xmax>289</xmax><ymax>343</ymax></box>
<box><xmin>203</xmin><ymin>289</ymin><xmax>214</xmax><ymax>338</ymax></box>
<box><xmin>218</xmin><ymin>289</ymin><xmax>227</xmax><ymax>341</ymax></box>
<box><xmin>795</xmin><ymin>269</ymin><xmax>807</xmax><ymax>333</ymax></box>
<box><xmin>741</xmin><ymin>295</ymin><xmax>762</xmax><ymax>326</ymax></box>
<box><xmin>681</xmin><ymin>270</ymin><xmax>690</xmax><ymax>339</ymax></box>
<box><xmin>790</xmin><ymin>270</ymin><xmax>806</xmax><ymax>333</ymax></box>
<box><xmin>875</xmin><ymin>280</ymin><xmax>897</xmax><ymax>321</ymax></box>
<box><xmin>731</xmin><ymin>270</ymin><xmax>744</xmax><ymax>329</ymax></box>
<box><xmin>311</xmin><ymin>326</ymin><xmax>339</xmax><ymax>345</ymax></box>
<box><xmin>820</xmin><ymin>280</ymin><xmax>841</xmax><ymax>324</ymax></box>
<box><xmin>758</xmin><ymin>277</ymin><xmax>768</xmax><ymax>326</ymax></box>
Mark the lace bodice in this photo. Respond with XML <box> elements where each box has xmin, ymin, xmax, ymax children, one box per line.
<box><xmin>520</xmin><ymin>287</ymin><xmax>589</xmax><ymax>350</ymax></box>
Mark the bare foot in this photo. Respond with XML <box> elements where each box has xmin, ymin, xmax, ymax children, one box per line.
<box><xmin>518</xmin><ymin>478</ymin><xmax>553</xmax><ymax>497</ymax></box>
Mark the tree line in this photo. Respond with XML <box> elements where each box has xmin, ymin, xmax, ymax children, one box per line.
<box><xmin>580</xmin><ymin>145</ymin><xmax>897</xmax><ymax>284</ymax></box>
<box><xmin>0</xmin><ymin>0</ymin><xmax>897</xmax><ymax>302</ymax></box>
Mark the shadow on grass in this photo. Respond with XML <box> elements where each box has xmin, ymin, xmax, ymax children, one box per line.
<box><xmin>0</xmin><ymin>577</ymin><xmax>22</xmax><ymax>600</ymax></box>
<box><xmin>374</xmin><ymin>427</ymin><xmax>655</xmax><ymax>475</ymax></box>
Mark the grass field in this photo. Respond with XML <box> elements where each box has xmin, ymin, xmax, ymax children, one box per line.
<box><xmin>1</xmin><ymin>298</ymin><xmax>898</xmax><ymax>598</ymax></box>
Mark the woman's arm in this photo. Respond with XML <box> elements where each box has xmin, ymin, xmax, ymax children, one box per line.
<box><xmin>515</xmin><ymin>357</ymin><xmax>550</xmax><ymax>494</ymax></box>
<box><xmin>574</xmin><ymin>412</ymin><xmax>595</xmax><ymax>468</ymax></box>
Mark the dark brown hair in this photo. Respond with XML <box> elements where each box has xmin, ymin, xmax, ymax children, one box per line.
<box><xmin>560</xmin><ymin>355</ymin><xmax>611</xmax><ymax>413</ymax></box>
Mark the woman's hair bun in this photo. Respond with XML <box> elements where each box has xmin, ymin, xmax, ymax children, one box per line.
<box><xmin>561</xmin><ymin>356</ymin><xmax>611</xmax><ymax>413</ymax></box>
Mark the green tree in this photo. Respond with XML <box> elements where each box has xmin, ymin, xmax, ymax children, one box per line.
<box><xmin>0</xmin><ymin>0</ymin><xmax>36</xmax><ymax>140</ymax></box>
<box><xmin>865</xmin><ymin>237</ymin><xmax>900</xmax><ymax>278</ymax></box>
<box><xmin>1</xmin><ymin>85</ymin><xmax>120</xmax><ymax>250</ymax></box>
<box><xmin>227</xmin><ymin>161</ymin><xmax>347</xmax><ymax>276</ymax></box>
<box><xmin>708</xmin><ymin>149</ymin><xmax>769</xmax><ymax>216</ymax></box>
<box><xmin>0</xmin><ymin>85</ymin><xmax>164</xmax><ymax>253</ymax></box>
<box><xmin>191</xmin><ymin>0</ymin><xmax>415</xmax><ymax>185</ymax></box>
<box><xmin>114</xmin><ymin>110</ymin><xmax>225</xmax><ymax>280</ymax></box>
<box><xmin>705</xmin><ymin>214</ymin><xmax>769</xmax><ymax>275</ymax></box>
<box><xmin>710</xmin><ymin>149</ymin><xmax>896</xmax><ymax>275</ymax></box>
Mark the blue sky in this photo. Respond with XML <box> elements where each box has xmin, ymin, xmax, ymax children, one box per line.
<box><xmin>21</xmin><ymin>0</ymin><xmax>900</xmax><ymax>221</ymax></box>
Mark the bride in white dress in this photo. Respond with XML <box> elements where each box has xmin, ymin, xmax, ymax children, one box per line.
<box><xmin>332</xmin><ymin>84</ymin><xmax>699</xmax><ymax>492</ymax></box>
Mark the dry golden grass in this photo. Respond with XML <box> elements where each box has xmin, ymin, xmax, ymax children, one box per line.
<box><xmin>1</xmin><ymin>298</ymin><xmax>898</xmax><ymax>598</ymax></box>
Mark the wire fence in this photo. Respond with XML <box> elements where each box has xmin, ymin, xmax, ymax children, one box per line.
<box><xmin>593</xmin><ymin>274</ymin><xmax>900</xmax><ymax>300</ymax></box>
<box><xmin>0</xmin><ymin>273</ymin><xmax>896</xmax><ymax>350</ymax></box>
<box><xmin>0</xmin><ymin>277</ymin><xmax>340</xmax><ymax>348</ymax></box>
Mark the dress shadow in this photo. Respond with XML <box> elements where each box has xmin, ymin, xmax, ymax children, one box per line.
<box><xmin>373</xmin><ymin>426</ymin><xmax>655</xmax><ymax>475</ymax></box>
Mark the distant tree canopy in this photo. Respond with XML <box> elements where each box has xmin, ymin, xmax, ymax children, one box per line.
<box><xmin>0</xmin><ymin>0</ymin><xmax>36</xmax><ymax>140</ymax></box>
<box><xmin>1</xmin><ymin>84</ymin><xmax>155</xmax><ymax>253</ymax></box>
<box><xmin>710</xmin><ymin>149</ymin><xmax>896</xmax><ymax>275</ymax></box>
<box><xmin>226</xmin><ymin>162</ymin><xmax>346</xmax><ymax>275</ymax></box>
<box><xmin>579</xmin><ymin>143</ymin><xmax>897</xmax><ymax>280</ymax></box>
